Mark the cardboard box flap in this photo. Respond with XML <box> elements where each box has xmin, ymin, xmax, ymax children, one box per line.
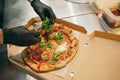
<box><xmin>24</xmin><ymin>17</ymin><xmax>41</xmax><ymax>28</ymax></box>
<box><xmin>56</xmin><ymin>19</ymin><xmax>87</xmax><ymax>34</ymax></box>
<box><xmin>89</xmin><ymin>31</ymin><xmax>120</xmax><ymax>41</ymax></box>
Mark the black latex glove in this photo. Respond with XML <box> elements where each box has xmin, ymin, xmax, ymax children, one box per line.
<box><xmin>2</xmin><ymin>26</ymin><xmax>40</xmax><ymax>46</ymax></box>
<box><xmin>31</xmin><ymin>0</ymin><xmax>56</xmax><ymax>23</ymax></box>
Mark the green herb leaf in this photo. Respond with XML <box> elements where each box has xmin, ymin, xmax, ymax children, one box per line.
<box><xmin>52</xmin><ymin>51</ymin><xmax>62</xmax><ymax>61</ymax></box>
<box><xmin>54</xmin><ymin>31</ymin><xmax>64</xmax><ymax>44</ymax></box>
<box><xmin>39</xmin><ymin>40</ymin><xmax>53</xmax><ymax>49</ymax></box>
<box><xmin>55</xmin><ymin>31</ymin><xmax>64</xmax><ymax>40</ymax></box>
<box><xmin>47</xmin><ymin>41</ymin><xmax>53</xmax><ymax>49</ymax></box>
<box><xmin>39</xmin><ymin>40</ymin><xmax>46</xmax><ymax>48</ymax></box>
<box><xmin>42</xmin><ymin>17</ymin><xmax>54</xmax><ymax>33</ymax></box>
<box><xmin>41</xmin><ymin>56</ymin><xmax>49</xmax><ymax>61</ymax></box>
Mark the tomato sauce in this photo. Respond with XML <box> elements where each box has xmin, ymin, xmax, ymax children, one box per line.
<box><xmin>111</xmin><ymin>9</ymin><xmax>120</xmax><ymax>16</ymax></box>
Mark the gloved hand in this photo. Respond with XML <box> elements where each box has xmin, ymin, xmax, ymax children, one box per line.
<box><xmin>2</xmin><ymin>26</ymin><xmax>40</xmax><ymax>46</ymax></box>
<box><xmin>30</xmin><ymin>0</ymin><xmax>56</xmax><ymax>23</ymax></box>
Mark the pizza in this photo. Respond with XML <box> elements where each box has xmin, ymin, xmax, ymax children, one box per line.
<box><xmin>22</xmin><ymin>19</ymin><xmax>79</xmax><ymax>72</ymax></box>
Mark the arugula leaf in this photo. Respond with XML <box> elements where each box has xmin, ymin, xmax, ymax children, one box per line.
<box><xmin>46</xmin><ymin>41</ymin><xmax>53</xmax><ymax>49</ymax></box>
<box><xmin>55</xmin><ymin>31</ymin><xmax>64</xmax><ymax>40</ymax></box>
<box><xmin>41</xmin><ymin>55</ymin><xmax>49</xmax><ymax>61</ymax></box>
<box><xmin>39</xmin><ymin>40</ymin><xmax>46</xmax><ymax>47</ymax></box>
<box><xmin>52</xmin><ymin>51</ymin><xmax>62</xmax><ymax>61</ymax></box>
<box><xmin>39</xmin><ymin>40</ymin><xmax>53</xmax><ymax>49</ymax></box>
<box><xmin>54</xmin><ymin>31</ymin><xmax>64</xmax><ymax>44</ymax></box>
<box><xmin>42</xmin><ymin>17</ymin><xmax>54</xmax><ymax>33</ymax></box>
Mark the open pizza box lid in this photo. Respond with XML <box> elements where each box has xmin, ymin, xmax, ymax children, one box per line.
<box><xmin>8</xmin><ymin>17</ymin><xmax>120</xmax><ymax>80</ymax></box>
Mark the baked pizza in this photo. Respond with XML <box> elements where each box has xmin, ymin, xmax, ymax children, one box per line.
<box><xmin>22</xmin><ymin>18</ymin><xmax>79</xmax><ymax>72</ymax></box>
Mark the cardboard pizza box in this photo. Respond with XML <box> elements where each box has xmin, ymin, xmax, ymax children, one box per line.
<box><xmin>8</xmin><ymin>17</ymin><xmax>120</xmax><ymax>80</ymax></box>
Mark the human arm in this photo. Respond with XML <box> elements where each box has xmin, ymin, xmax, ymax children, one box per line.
<box><xmin>0</xmin><ymin>26</ymin><xmax>40</xmax><ymax>46</ymax></box>
<box><xmin>28</xmin><ymin>0</ymin><xmax>56</xmax><ymax>23</ymax></box>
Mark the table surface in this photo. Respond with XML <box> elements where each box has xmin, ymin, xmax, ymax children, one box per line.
<box><xmin>2</xmin><ymin>0</ymin><xmax>105</xmax><ymax>80</ymax></box>
<box><xmin>3</xmin><ymin>0</ymin><xmax>104</xmax><ymax>34</ymax></box>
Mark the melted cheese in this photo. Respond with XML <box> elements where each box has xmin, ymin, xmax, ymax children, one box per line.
<box><xmin>55</xmin><ymin>42</ymin><xmax>68</xmax><ymax>52</ymax></box>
